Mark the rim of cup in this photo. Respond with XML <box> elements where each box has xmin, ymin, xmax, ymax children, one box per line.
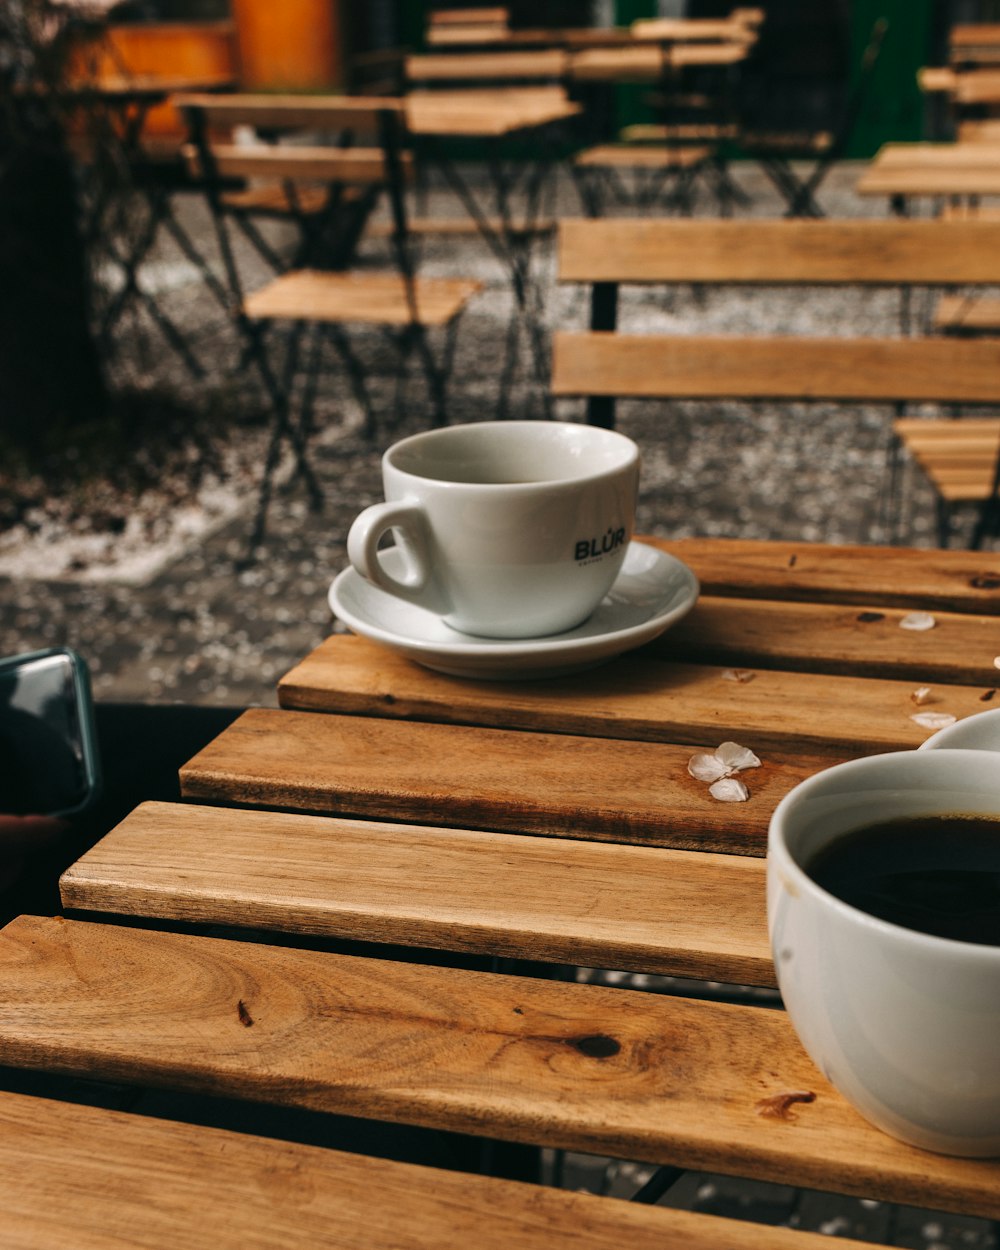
<box><xmin>917</xmin><ymin>705</ymin><xmax>1000</xmax><ymax>751</ymax></box>
<box><xmin>382</xmin><ymin>420</ymin><xmax>640</xmax><ymax>487</ymax></box>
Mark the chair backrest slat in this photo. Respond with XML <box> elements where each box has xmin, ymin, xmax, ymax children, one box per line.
<box><xmin>428</xmin><ymin>6</ymin><xmax>510</xmax><ymax>25</ymax></box>
<box><xmin>173</xmin><ymin>93</ymin><xmax>404</xmax><ymax>132</ymax></box>
<box><xmin>405</xmin><ymin>49</ymin><xmax>568</xmax><ymax>83</ymax></box>
<box><xmin>185</xmin><ymin>143</ymin><xmax>404</xmax><ymax>184</ymax></box>
<box><xmin>551</xmin><ymin>333</ymin><xmax>1000</xmax><ymax>405</ymax></box>
<box><xmin>558</xmin><ymin>218</ymin><xmax>1000</xmax><ymax>285</ymax></box>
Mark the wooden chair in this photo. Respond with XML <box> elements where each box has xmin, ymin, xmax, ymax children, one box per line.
<box><xmin>554</xmin><ymin>217</ymin><xmax>1000</xmax><ymax>547</ymax></box>
<box><xmin>176</xmin><ymin>94</ymin><xmax>482</xmax><ymax>554</ymax></box>
<box><xmin>736</xmin><ymin>17</ymin><xmax>888</xmax><ymax>217</ymax></box>
<box><xmin>566</xmin><ymin>40</ymin><xmax>745</xmax><ymax>218</ymax></box>
<box><xmin>405</xmin><ymin>48</ymin><xmax>569</xmax><ymax>88</ymax></box>
<box><xmin>949</xmin><ymin>22</ymin><xmax>1000</xmax><ymax>69</ymax></box>
<box><xmin>425</xmin><ymin>5</ymin><xmax>511</xmax><ymax>47</ymax></box>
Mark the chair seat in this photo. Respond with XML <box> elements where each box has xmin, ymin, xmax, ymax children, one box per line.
<box><xmin>620</xmin><ymin>122</ymin><xmax>739</xmax><ymax>143</ymax></box>
<box><xmin>937</xmin><ymin>203</ymin><xmax>1000</xmax><ymax>222</ymax></box>
<box><xmin>243</xmin><ymin>270</ymin><xmax>482</xmax><ymax>327</ymax></box>
<box><xmin>934</xmin><ymin>294</ymin><xmax>1000</xmax><ymax>334</ymax></box>
<box><xmin>739</xmin><ymin>130</ymin><xmax>834</xmax><ymax>155</ymax></box>
<box><xmin>221</xmin><ymin>183</ymin><xmax>339</xmax><ymax>215</ymax></box>
<box><xmin>366</xmin><ymin>215</ymin><xmax>555</xmax><ymax>238</ymax></box>
<box><xmin>573</xmin><ymin>143</ymin><xmax>713</xmax><ymax>170</ymax></box>
<box><xmin>895</xmin><ymin>417</ymin><xmax>1000</xmax><ymax>502</ymax></box>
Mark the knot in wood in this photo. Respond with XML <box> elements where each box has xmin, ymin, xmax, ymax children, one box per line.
<box><xmin>571</xmin><ymin>1034</ymin><xmax>621</xmax><ymax>1059</ymax></box>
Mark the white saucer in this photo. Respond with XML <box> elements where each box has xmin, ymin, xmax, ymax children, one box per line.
<box><xmin>918</xmin><ymin>706</ymin><xmax>1000</xmax><ymax>752</ymax></box>
<box><xmin>328</xmin><ymin>540</ymin><xmax>699</xmax><ymax>680</ymax></box>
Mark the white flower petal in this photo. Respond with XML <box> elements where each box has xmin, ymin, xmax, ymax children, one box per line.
<box><xmin>910</xmin><ymin>686</ymin><xmax>932</xmax><ymax>705</ymax></box>
<box><xmin>688</xmin><ymin>753</ymin><xmax>730</xmax><ymax>782</ymax></box>
<box><xmin>910</xmin><ymin>712</ymin><xmax>957</xmax><ymax>730</ymax></box>
<box><xmin>722</xmin><ymin>668</ymin><xmax>756</xmax><ymax>683</ymax></box>
<box><xmin>709</xmin><ymin>777</ymin><xmax>750</xmax><ymax>802</ymax></box>
<box><xmin>715</xmin><ymin>741</ymin><xmax>762</xmax><ymax>771</ymax></box>
<box><xmin>900</xmin><ymin>612</ymin><xmax>936</xmax><ymax>632</ymax></box>
<box><xmin>994</xmin><ymin>656</ymin><xmax>1000</xmax><ymax>670</ymax></box>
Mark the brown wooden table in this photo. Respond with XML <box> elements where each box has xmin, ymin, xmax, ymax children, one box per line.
<box><xmin>1</xmin><ymin>537</ymin><xmax>1000</xmax><ymax>1244</ymax></box>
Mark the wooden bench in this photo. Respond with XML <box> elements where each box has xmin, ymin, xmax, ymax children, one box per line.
<box><xmin>555</xmin><ymin>217</ymin><xmax>1000</xmax><ymax>544</ymax></box>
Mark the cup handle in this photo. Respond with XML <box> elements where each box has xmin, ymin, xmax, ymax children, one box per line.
<box><xmin>346</xmin><ymin>500</ymin><xmax>447</xmax><ymax>614</ymax></box>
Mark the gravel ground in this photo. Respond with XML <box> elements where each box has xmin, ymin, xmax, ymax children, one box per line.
<box><xmin>2</xmin><ymin>158</ymin><xmax>995</xmax><ymax>707</ymax></box>
<box><xmin>2</xmin><ymin>160</ymin><xmax>1000</xmax><ymax>1244</ymax></box>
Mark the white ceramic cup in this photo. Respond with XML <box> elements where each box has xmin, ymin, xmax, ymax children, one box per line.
<box><xmin>767</xmin><ymin>749</ymin><xmax>1000</xmax><ymax>1156</ymax></box>
<box><xmin>918</xmin><ymin>706</ymin><xmax>1000</xmax><ymax>753</ymax></box>
<box><xmin>346</xmin><ymin>421</ymin><xmax>640</xmax><ymax>639</ymax></box>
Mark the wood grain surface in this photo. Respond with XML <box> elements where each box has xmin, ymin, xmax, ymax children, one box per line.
<box><xmin>179</xmin><ymin>707</ymin><xmax>835</xmax><ymax>855</ymax></box>
<box><xmin>660</xmin><ymin>596</ymin><xmax>1000</xmax><ymax>686</ymax></box>
<box><xmin>2</xmin><ymin>916</ymin><xmax>999</xmax><ymax>1219</ymax></box>
<box><xmin>193</xmin><ymin>143</ymin><xmax>391</xmax><ymax>182</ymax></box>
<box><xmin>173</xmin><ymin>91</ymin><xmax>405</xmax><ymax>128</ymax></box>
<box><xmin>551</xmin><ymin>333</ymin><xmax>1000</xmax><ymax>403</ymax></box>
<box><xmin>405</xmin><ymin>49</ymin><xmax>569</xmax><ymax>80</ymax></box>
<box><xmin>60</xmin><ymin>801</ymin><xmax>774</xmax><ymax>985</ymax></box>
<box><xmin>651</xmin><ymin>537</ymin><xmax>1000</xmax><ymax>612</ymax></box>
<box><xmin>857</xmin><ymin>167</ymin><xmax>1000</xmax><ymax>198</ymax></box>
<box><xmin>405</xmin><ymin>92</ymin><xmax>582</xmax><ymax>137</ymax></box>
<box><xmin>3</xmin><ymin>1088</ymin><xmax>800</xmax><ymax>1250</ymax></box>
<box><xmin>277</xmin><ymin>636</ymin><xmax>989</xmax><ymax>754</ymax></box>
<box><xmin>867</xmin><ymin>141</ymin><xmax>1000</xmax><ymax>167</ymax></box>
<box><xmin>574</xmin><ymin>144</ymin><xmax>711</xmax><ymax>169</ymax></box>
<box><xmin>558</xmin><ymin>218</ymin><xmax>1000</xmax><ymax>285</ymax></box>
<box><xmin>242</xmin><ymin>271</ymin><xmax>482</xmax><ymax>328</ymax></box>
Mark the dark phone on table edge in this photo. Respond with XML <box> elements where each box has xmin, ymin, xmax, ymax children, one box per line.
<box><xmin>0</xmin><ymin>648</ymin><xmax>102</xmax><ymax>818</ymax></box>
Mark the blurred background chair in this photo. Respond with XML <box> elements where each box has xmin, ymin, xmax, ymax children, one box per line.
<box><xmin>736</xmin><ymin>17</ymin><xmax>888</xmax><ymax>217</ymax></box>
<box><xmin>554</xmin><ymin>216</ymin><xmax>1000</xmax><ymax>548</ymax></box>
<box><xmin>178</xmin><ymin>93</ymin><xmax>482</xmax><ymax>553</ymax></box>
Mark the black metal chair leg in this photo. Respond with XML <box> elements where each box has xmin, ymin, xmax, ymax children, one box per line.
<box><xmin>630</xmin><ymin>1166</ymin><xmax>686</xmax><ymax>1204</ymax></box>
<box><xmin>323</xmin><ymin>324</ymin><xmax>378</xmax><ymax>440</ymax></box>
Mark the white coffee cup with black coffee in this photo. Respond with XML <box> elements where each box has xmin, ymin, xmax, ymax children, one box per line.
<box><xmin>768</xmin><ymin>748</ymin><xmax>1000</xmax><ymax>1156</ymax></box>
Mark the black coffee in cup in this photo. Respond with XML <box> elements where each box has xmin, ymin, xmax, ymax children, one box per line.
<box><xmin>807</xmin><ymin>813</ymin><xmax>1000</xmax><ymax>945</ymax></box>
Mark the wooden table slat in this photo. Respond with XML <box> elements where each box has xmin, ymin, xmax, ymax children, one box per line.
<box><xmin>60</xmin><ymin>801</ymin><xmax>774</xmax><ymax>986</ymax></box>
<box><xmin>2</xmin><ymin>916</ymin><xmax>998</xmax><ymax>1221</ymax></box>
<box><xmin>2</xmin><ymin>1088</ymin><xmax>785</xmax><ymax>1250</ymax></box>
<box><xmin>277</xmin><ymin>638</ymin><xmax>992</xmax><ymax>757</ymax></box>
<box><xmin>660</xmin><ymin>595</ymin><xmax>1000</xmax><ymax>685</ymax></box>
<box><xmin>180</xmin><ymin>707</ymin><xmax>846</xmax><ymax>857</ymax></box>
<box><xmin>653</xmin><ymin>538</ymin><xmax>1000</xmax><ymax>613</ymax></box>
